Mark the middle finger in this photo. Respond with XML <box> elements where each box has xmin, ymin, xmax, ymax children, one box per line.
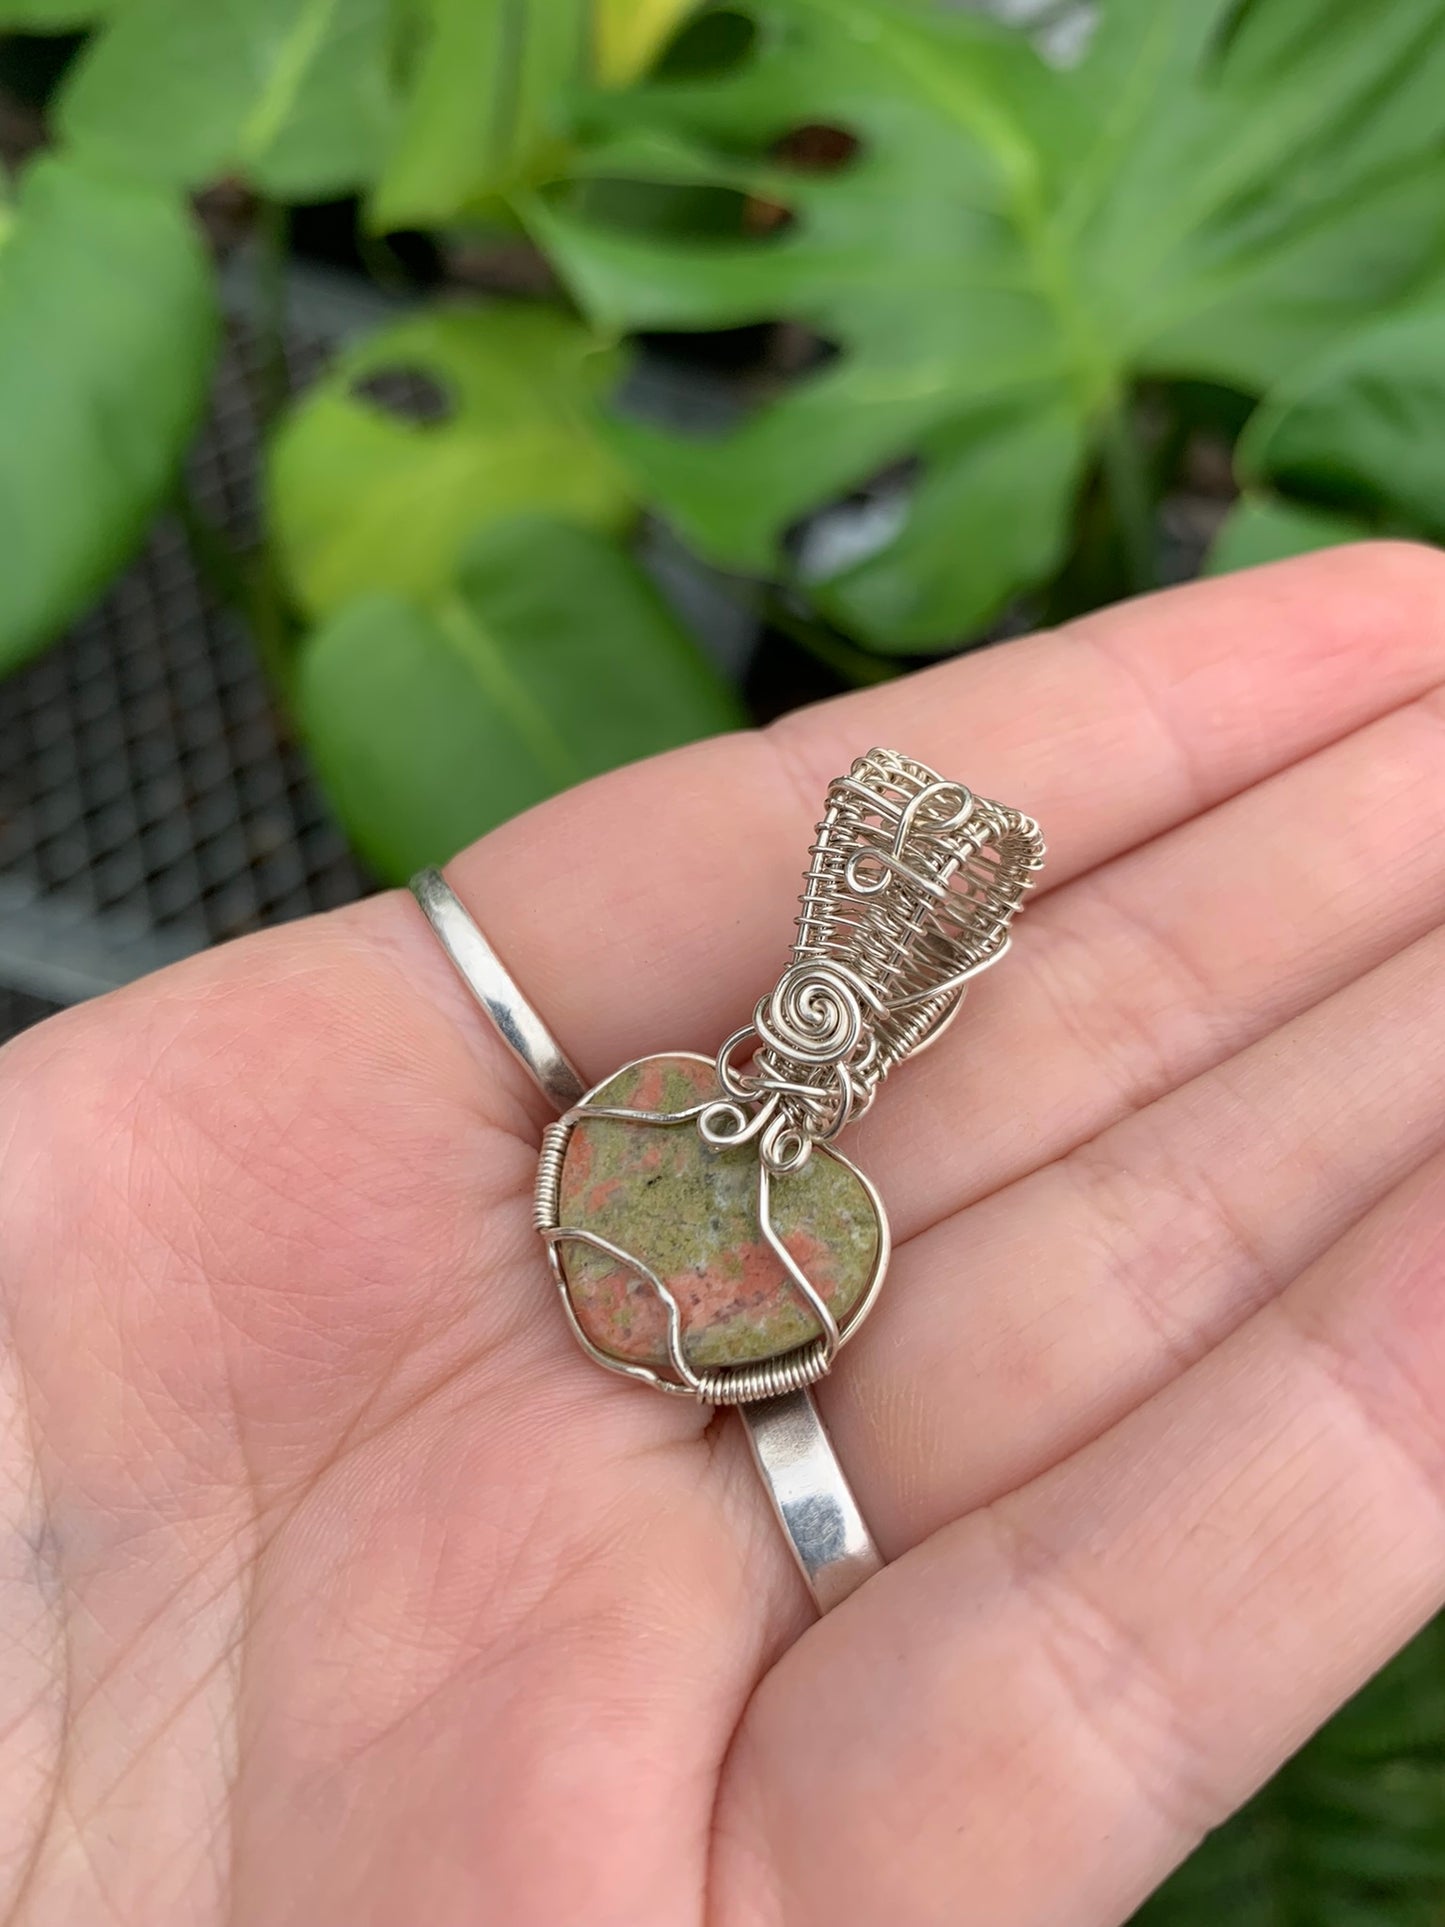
<box><xmin>859</xmin><ymin>682</ymin><xmax>1445</xmax><ymax>1240</ymax></box>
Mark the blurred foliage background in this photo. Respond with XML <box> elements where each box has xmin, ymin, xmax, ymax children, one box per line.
<box><xmin>2</xmin><ymin>0</ymin><xmax>1445</xmax><ymax>1914</ymax></box>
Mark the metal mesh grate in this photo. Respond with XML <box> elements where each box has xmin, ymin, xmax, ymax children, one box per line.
<box><xmin>0</xmin><ymin>311</ymin><xmax>374</xmax><ymax>1040</ymax></box>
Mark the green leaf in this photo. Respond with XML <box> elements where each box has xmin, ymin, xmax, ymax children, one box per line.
<box><xmin>1204</xmin><ymin>493</ymin><xmax>1370</xmax><ymax>575</ymax></box>
<box><xmin>814</xmin><ymin>400</ymin><xmax>1088</xmax><ymax>650</ymax></box>
<box><xmin>0</xmin><ymin>0</ymin><xmax>117</xmax><ymax>23</ymax></box>
<box><xmin>1237</xmin><ymin>284</ymin><xmax>1445</xmax><ymax>544</ymax></box>
<box><xmin>0</xmin><ymin>156</ymin><xmax>217</xmax><ymax>673</ymax></box>
<box><xmin>1136</xmin><ymin>1616</ymin><xmax>1445</xmax><ymax>1927</ymax></box>
<box><xmin>372</xmin><ymin>0</ymin><xmax>587</xmax><ymax>228</ymax></box>
<box><xmin>534</xmin><ymin>0</ymin><xmax>1445</xmax><ymax>647</ymax></box>
<box><xmin>268</xmin><ymin>303</ymin><xmax>634</xmax><ymax>619</ymax></box>
<box><xmin>371</xmin><ymin>0</ymin><xmax>697</xmax><ymax>227</ymax></box>
<box><xmin>595</xmin><ymin>0</ymin><xmax>697</xmax><ymax>86</ymax></box>
<box><xmin>58</xmin><ymin>0</ymin><xmax>395</xmax><ymax>198</ymax></box>
<box><xmin>295</xmin><ymin>515</ymin><xmax>745</xmax><ymax>879</ymax></box>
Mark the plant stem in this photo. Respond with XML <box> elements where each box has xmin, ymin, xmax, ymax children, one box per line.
<box><xmin>1098</xmin><ymin>393</ymin><xmax>1157</xmax><ymax>595</ymax></box>
<box><xmin>171</xmin><ymin>482</ymin><xmax>251</xmax><ymax>616</ymax></box>
<box><xmin>172</xmin><ymin>482</ymin><xmax>295</xmax><ymax>700</ymax></box>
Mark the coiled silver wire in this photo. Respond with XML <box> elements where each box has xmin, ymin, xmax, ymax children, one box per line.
<box><xmin>710</xmin><ymin>748</ymin><xmax>1044</xmax><ymax>1171</ymax></box>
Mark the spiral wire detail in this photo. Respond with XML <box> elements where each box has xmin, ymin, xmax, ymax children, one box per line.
<box><xmin>709</xmin><ymin>748</ymin><xmax>1044</xmax><ymax>1170</ymax></box>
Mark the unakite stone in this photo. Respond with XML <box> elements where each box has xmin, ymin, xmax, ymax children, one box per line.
<box><xmin>555</xmin><ymin>1054</ymin><xmax>882</xmax><ymax>1371</ymax></box>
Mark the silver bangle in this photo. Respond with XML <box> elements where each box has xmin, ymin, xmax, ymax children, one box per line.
<box><xmin>409</xmin><ymin>750</ymin><xmax>1042</xmax><ymax>1614</ymax></box>
<box><xmin>411</xmin><ymin>867</ymin><xmax>586</xmax><ymax>1113</ymax></box>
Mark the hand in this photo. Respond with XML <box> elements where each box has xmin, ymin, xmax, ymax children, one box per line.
<box><xmin>4</xmin><ymin>546</ymin><xmax>1445</xmax><ymax>1927</ymax></box>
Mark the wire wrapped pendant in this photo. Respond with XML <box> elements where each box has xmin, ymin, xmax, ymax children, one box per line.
<box><xmin>535</xmin><ymin>748</ymin><xmax>1044</xmax><ymax>1403</ymax></box>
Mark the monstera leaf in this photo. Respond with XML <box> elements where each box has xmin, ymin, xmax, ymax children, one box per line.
<box><xmin>530</xmin><ymin>0</ymin><xmax>1445</xmax><ymax>648</ymax></box>
<box><xmin>0</xmin><ymin>156</ymin><xmax>216</xmax><ymax>671</ymax></box>
<box><xmin>1234</xmin><ymin>281</ymin><xmax>1445</xmax><ymax>544</ymax></box>
<box><xmin>373</xmin><ymin>0</ymin><xmax>586</xmax><ymax>227</ymax></box>
<box><xmin>1205</xmin><ymin>275</ymin><xmax>1445</xmax><ymax>571</ymax></box>
<box><xmin>58</xmin><ymin>0</ymin><xmax>395</xmax><ymax>197</ymax></box>
<box><xmin>268</xmin><ymin>303</ymin><xmax>634</xmax><ymax>618</ymax></box>
<box><xmin>372</xmin><ymin>0</ymin><xmax>698</xmax><ymax>226</ymax></box>
<box><xmin>596</xmin><ymin>0</ymin><xmax>697</xmax><ymax>85</ymax></box>
<box><xmin>295</xmin><ymin>516</ymin><xmax>744</xmax><ymax>878</ymax></box>
<box><xmin>1136</xmin><ymin>1616</ymin><xmax>1445</xmax><ymax>1927</ymax></box>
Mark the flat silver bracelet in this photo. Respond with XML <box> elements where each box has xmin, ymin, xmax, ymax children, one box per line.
<box><xmin>410</xmin><ymin>749</ymin><xmax>1043</xmax><ymax>1613</ymax></box>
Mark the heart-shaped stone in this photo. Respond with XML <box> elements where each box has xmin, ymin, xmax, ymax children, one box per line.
<box><xmin>554</xmin><ymin>1054</ymin><xmax>884</xmax><ymax>1374</ymax></box>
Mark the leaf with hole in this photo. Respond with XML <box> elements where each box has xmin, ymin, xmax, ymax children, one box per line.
<box><xmin>268</xmin><ymin>304</ymin><xmax>635</xmax><ymax>620</ymax></box>
<box><xmin>58</xmin><ymin>0</ymin><xmax>395</xmax><ymax>197</ymax></box>
<box><xmin>532</xmin><ymin>0</ymin><xmax>1445</xmax><ymax>648</ymax></box>
<box><xmin>0</xmin><ymin>156</ymin><xmax>217</xmax><ymax>674</ymax></box>
<box><xmin>294</xmin><ymin>516</ymin><xmax>745</xmax><ymax>880</ymax></box>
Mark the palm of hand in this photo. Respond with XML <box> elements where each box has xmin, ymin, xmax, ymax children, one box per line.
<box><xmin>4</xmin><ymin>551</ymin><xmax>1445</xmax><ymax>1927</ymax></box>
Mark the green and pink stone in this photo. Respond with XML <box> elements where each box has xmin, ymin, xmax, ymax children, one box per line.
<box><xmin>555</xmin><ymin>1054</ymin><xmax>883</xmax><ymax>1373</ymax></box>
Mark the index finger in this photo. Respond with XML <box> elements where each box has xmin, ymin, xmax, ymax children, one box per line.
<box><xmin>413</xmin><ymin>543</ymin><xmax>1445</xmax><ymax>1097</ymax></box>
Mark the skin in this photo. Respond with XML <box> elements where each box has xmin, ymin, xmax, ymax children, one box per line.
<box><xmin>3</xmin><ymin>545</ymin><xmax>1445</xmax><ymax>1926</ymax></box>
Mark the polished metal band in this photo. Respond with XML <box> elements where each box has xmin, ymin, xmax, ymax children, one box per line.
<box><xmin>409</xmin><ymin>867</ymin><xmax>884</xmax><ymax>1615</ymax></box>
<box><xmin>739</xmin><ymin>1386</ymin><xmax>883</xmax><ymax>1612</ymax></box>
<box><xmin>411</xmin><ymin>868</ymin><xmax>587</xmax><ymax>1113</ymax></box>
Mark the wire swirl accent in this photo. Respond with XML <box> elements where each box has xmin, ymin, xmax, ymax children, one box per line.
<box><xmin>702</xmin><ymin>748</ymin><xmax>1044</xmax><ymax>1172</ymax></box>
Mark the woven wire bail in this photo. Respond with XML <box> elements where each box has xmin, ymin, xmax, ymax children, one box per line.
<box><xmin>703</xmin><ymin>748</ymin><xmax>1045</xmax><ymax>1173</ymax></box>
